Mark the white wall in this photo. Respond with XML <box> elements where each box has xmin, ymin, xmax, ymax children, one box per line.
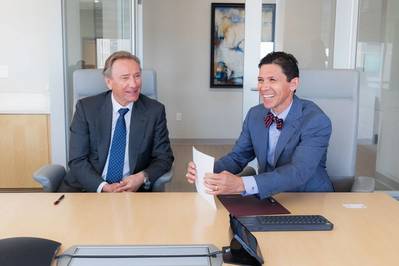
<box><xmin>143</xmin><ymin>0</ymin><xmax>243</xmax><ymax>139</ymax></box>
<box><xmin>242</xmin><ymin>0</ymin><xmax>262</xmax><ymax>121</ymax></box>
<box><xmin>0</xmin><ymin>0</ymin><xmax>66</xmax><ymax>165</ymax></box>
<box><xmin>0</xmin><ymin>1</ymin><xmax>52</xmax><ymax>112</ymax></box>
<box><xmin>282</xmin><ymin>0</ymin><xmax>336</xmax><ymax>69</ymax></box>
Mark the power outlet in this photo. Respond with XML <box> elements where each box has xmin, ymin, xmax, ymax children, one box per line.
<box><xmin>176</xmin><ymin>112</ymin><xmax>182</xmax><ymax>121</ymax></box>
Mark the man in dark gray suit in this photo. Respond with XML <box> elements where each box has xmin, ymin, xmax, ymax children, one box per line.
<box><xmin>61</xmin><ymin>51</ymin><xmax>174</xmax><ymax>192</ymax></box>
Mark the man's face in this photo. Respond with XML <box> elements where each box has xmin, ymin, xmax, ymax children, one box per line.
<box><xmin>105</xmin><ymin>58</ymin><xmax>142</xmax><ymax>106</ymax></box>
<box><xmin>257</xmin><ymin>63</ymin><xmax>298</xmax><ymax>114</ymax></box>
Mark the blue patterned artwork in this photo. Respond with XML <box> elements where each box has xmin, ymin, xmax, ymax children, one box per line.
<box><xmin>211</xmin><ymin>3</ymin><xmax>245</xmax><ymax>88</ymax></box>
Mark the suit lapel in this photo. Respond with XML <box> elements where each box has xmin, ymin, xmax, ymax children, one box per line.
<box><xmin>273</xmin><ymin>96</ymin><xmax>302</xmax><ymax>166</ymax></box>
<box><xmin>256</xmin><ymin>107</ymin><xmax>270</xmax><ymax>173</ymax></box>
<box><xmin>97</xmin><ymin>92</ymin><xmax>113</xmax><ymax>170</ymax></box>
<box><xmin>128</xmin><ymin>96</ymin><xmax>147</xmax><ymax>173</ymax></box>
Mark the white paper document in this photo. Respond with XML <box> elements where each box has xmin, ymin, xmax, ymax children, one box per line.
<box><xmin>342</xmin><ymin>203</ymin><xmax>367</xmax><ymax>209</ymax></box>
<box><xmin>192</xmin><ymin>147</ymin><xmax>216</xmax><ymax>209</ymax></box>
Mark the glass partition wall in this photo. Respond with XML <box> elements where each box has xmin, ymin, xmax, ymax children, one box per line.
<box><xmin>356</xmin><ymin>0</ymin><xmax>399</xmax><ymax>189</ymax></box>
<box><xmin>62</xmin><ymin>0</ymin><xmax>135</xmax><ymax>153</ymax></box>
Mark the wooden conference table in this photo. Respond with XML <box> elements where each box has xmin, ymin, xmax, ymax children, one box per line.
<box><xmin>1</xmin><ymin>192</ymin><xmax>399</xmax><ymax>265</ymax></box>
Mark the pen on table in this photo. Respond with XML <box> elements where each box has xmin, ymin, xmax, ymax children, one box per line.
<box><xmin>54</xmin><ymin>194</ymin><xmax>65</xmax><ymax>205</ymax></box>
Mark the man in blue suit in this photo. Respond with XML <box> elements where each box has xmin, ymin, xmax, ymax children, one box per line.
<box><xmin>186</xmin><ymin>51</ymin><xmax>333</xmax><ymax>199</ymax></box>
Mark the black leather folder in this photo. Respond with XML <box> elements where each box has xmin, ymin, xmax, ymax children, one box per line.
<box><xmin>218</xmin><ymin>194</ymin><xmax>290</xmax><ymax>216</ymax></box>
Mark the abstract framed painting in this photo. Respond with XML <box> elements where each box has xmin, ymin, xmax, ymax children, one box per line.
<box><xmin>210</xmin><ymin>3</ymin><xmax>245</xmax><ymax>88</ymax></box>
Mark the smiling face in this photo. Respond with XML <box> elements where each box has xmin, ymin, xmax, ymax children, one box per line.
<box><xmin>257</xmin><ymin>63</ymin><xmax>298</xmax><ymax>114</ymax></box>
<box><xmin>105</xmin><ymin>58</ymin><xmax>142</xmax><ymax>106</ymax></box>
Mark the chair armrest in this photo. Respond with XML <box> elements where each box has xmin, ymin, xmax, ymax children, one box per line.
<box><xmin>351</xmin><ymin>176</ymin><xmax>375</xmax><ymax>192</ymax></box>
<box><xmin>33</xmin><ymin>164</ymin><xmax>66</xmax><ymax>192</ymax></box>
<box><xmin>152</xmin><ymin>167</ymin><xmax>173</xmax><ymax>192</ymax></box>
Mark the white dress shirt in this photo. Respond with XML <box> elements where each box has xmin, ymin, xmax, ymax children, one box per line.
<box><xmin>97</xmin><ymin>93</ymin><xmax>134</xmax><ymax>192</ymax></box>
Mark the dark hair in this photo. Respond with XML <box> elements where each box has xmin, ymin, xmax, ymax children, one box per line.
<box><xmin>103</xmin><ymin>51</ymin><xmax>141</xmax><ymax>78</ymax></box>
<box><xmin>258</xmin><ymin>51</ymin><xmax>299</xmax><ymax>81</ymax></box>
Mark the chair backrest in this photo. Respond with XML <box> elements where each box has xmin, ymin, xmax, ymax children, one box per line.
<box><xmin>296</xmin><ymin>69</ymin><xmax>360</xmax><ymax>191</ymax></box>
<box><xmin>72</xmin><ymin>68</ymin><xmax>157</xmax><ymax>105</ymax></box>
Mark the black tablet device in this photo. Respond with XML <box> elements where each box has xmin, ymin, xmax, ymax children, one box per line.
<box><xmin>230</xmin><ymin>215</ymin><xmax>264</xmax><ymax>264</ymax></box>
<box><xmin>222</xmin><ymin>215</ymin><xmax>264</xmax><ymax>265</ymax></box>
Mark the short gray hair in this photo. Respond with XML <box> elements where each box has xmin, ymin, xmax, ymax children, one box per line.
<box><xmin>102</xmin><ymin>51</ymin><xmax>141</xmax><ymax>78</ymax></box>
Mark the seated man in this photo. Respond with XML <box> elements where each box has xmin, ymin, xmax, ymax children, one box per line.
<box><xmin>61</xmin><ymin>51</ymin><xmax>174</xmax><ymax>192</ymax></box>
<box><xmin>186</xmin><ymin>51</ymin><xmax>333</xmax><ymax>199</ymax></box>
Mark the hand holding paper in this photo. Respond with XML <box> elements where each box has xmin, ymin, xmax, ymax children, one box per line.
<box><xmin>192</xmin><ymin>147</ymin><xmax>216</xmax><ymax>209</ymax></box>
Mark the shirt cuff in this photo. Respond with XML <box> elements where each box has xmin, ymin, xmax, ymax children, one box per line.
<box><xmin>97</xmin><ymin>181</ymin><xmax>107</xmax><ymax>193</ymax></box>
<box><xmin>241</xmin><ymin>176</ymin><xmax>259</xmax><ymax>196</ymax></box>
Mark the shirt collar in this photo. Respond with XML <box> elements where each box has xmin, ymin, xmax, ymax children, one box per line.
<box><xmin>271</xmin><ymin>100</ymin><xmax>293</xmax><ymax>120</ymax></box>
<box><xmin>111</xmin><ymin>93</ymin><xmax>134</xmax><ymax>113</ymax></box>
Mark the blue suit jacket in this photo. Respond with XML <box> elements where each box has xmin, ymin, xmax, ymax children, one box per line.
<box><xmin>214</xmin><ymin>96</ymin><xmax>334</xmax><ymax>199</ymax></box>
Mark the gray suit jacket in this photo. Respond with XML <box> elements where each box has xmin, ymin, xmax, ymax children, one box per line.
<box><xmin>215</xmin><ymin>95</ymin><xmax>333</xmax><ymax>199</ymax></box>
<box><xmin>64</xmin><ymin>91</ymin><xmax>174</xmax><ymax>192</ymax></box>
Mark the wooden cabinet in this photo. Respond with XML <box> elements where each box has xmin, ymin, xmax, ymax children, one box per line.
<box><xmin>0</xmin><ymin>114</ymin><xmax>50</xmax><ymax>188</ymax></box>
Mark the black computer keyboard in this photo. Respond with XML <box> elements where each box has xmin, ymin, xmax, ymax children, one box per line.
<box><xmin>237</xmin><ymin>215</ymin><xmax>333</xmax><ymax>232</ymax></box>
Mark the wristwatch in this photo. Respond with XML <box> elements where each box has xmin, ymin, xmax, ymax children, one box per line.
<box><xmin>143</xmin><ymin>171</ymin><xmax>151</xmax><ymax>190</ymax></box>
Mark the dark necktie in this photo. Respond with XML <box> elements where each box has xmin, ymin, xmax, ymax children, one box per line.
<box><xmin>264</xmin><ymin>112</ymin><xmax>284</xmax><ymax>130</ymax></box>
<box><xmin>106</xmin><ymin>108</ymin><xmax>129</xmax><ymax>184</ymax></box>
